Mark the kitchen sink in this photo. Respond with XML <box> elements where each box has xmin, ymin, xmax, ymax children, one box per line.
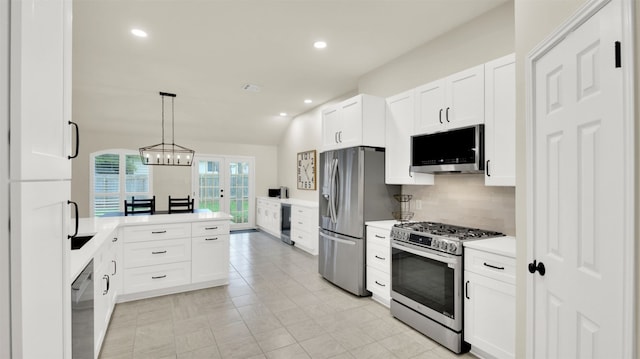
<box><xmin>71</xmin><ymin>235</ymin><xmax>94</xmax><ymax>250</ymax></box>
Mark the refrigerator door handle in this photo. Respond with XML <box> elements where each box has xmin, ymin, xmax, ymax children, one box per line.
<box><xmin>329</xmin><ymin>158</ymin><xmax>339</xmax><ymax>223</ymax></box>
<box><xmin>319</xmin><ymin>231</ymin><xmax>356</xmax><ymax>246</ymax></box>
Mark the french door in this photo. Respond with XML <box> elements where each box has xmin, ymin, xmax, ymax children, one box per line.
<box><xmin>192</xmin><ymin>155</ymin><xmax>255</xmax><ymax>230</ymax></box>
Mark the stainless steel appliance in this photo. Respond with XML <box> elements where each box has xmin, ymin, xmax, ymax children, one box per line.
<box><xmin>318</xmin><ymin>146</ymin><xmax>400</xmax><ymax>296</ymax></box>
<box><xmin>71</xmin><ymin>260</ymin><xmax>94</xmax><ymax>359</ymax></box>
<box><xmin>390</xmin><ymin>222</ymin><xmax>503</xmax><ymax>353</ymax></box>
<box><xmin>411</xmin><ymin>124</ymin><xmax>485</xmax><ymax>173</ymax></box>
<box><xmin>280</xmin><ymin>203</ymin><xmax>293</xmax><ymax>245</ymax></box>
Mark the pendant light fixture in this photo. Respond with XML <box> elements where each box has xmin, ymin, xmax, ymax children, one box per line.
<box><xmin>139</xmin><ymin>91</ymin><xmax>195</xmax><ymax>166</ymax></box>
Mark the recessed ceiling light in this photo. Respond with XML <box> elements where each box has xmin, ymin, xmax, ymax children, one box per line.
<box><xmin>131</xmin><ymin>28</ymin><xmax>148</xmax><ymax>38</ymax></box>
<box><xmin>313</xmin><ymin>41</ymin><xmax>327</xmax><ymax>49</ymax></box>
<box><xmin>279</xmin><ymin>112</ymin><xmax>288</xmax><ymax>117</ymax></box>
<box><xmin>304</xmin><ymin>99</ymin><xmax>313</xmax><ymax>104</ymax></box>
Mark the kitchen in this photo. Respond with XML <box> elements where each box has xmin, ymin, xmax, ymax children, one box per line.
<box><xmin>2</xmin><ymin>0</ymin><xmax>639</xmax><ymax>359</ymax></box>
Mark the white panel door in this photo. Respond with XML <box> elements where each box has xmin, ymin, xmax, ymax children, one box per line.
<box><xmin>414</xmin><ymin>79</ymin><xmax>446</xmax><ymax>135</ymax></box>
<box><xmin>337</xmin><ymin>95</ymin><xmax>363</xmax><ymax>148</ymax></box>
<box><xmin>530</xmin><ymin>1</ymin><xmax>627</xmax><ymax>358</ymax></box>
<box><xmin>11</xmin><ymin>180</ymin><xmax>71</xmax><ymax>359</ymax></box>
<box><xmin>321</xmin><ymin>107</ymin><xmax>340</xmax><ymax>150</ymax></box>
<box><xmin>10</xmin><ymin>0</ymin><xmax>73</xmax><ymax>181</ymax></box>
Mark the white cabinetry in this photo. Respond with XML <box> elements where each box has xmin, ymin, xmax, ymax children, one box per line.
<box><xmin>484</xmin><ymin>54</ymin><xmax>516</xmax><ymax>186</ymax></box>
<box><xmin>464</xmin><ymin>244</ymin><xmax>515</xmax><ymax>359</ymax></box>
<box><xmin>94</xmin><ymin>229</ymin><xmax>120</xmax><ymax>358</ymax></box>
<box><xmin>122</xmin><ymin>223</ymin><xmax>192</xmax><ymax>295</ymax></box>
<box><xmin>256</xmin><ymin>198</ymin><xmax>281</xmax><ymax>237</ymax></box>
<box><xmin>10</xmin><ymin>181</ymin><xmax>70</xmax><ymax>359</ymax></box>
<box><xmin>321</xmin><ymin>94</ymin><xmax>385</xmax><ymax>151</ymax></box>
<box><xmin>385</xmin><ymin>90</ymin><xmax>434</xmax><ymax>185</ymax></box>
<box><xmin>291</xmin><ymin>205</ymin><xmax>319</xmax><ymax>255</ymax></box>
<box><xmin>415</xmin><ymin>65</ymin><xmax>484</xmax><ymax>135</ymax></box>
<box><xmin>192</xmin><ymin>222</ymin><xmax>230</xmax><ymax>283</ymax></box>
<box><xmin>10</xmin><ymin>0</ymin><xmax>73</xmax><ymax>181</ymax></box>
<box><xmin>365</xmin><ymin>225</ymin><xmax>392</xmax><ymax>307</ymax></box>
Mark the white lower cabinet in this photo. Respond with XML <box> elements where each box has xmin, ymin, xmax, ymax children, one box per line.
<box><xmin>291</xmin><ymin>205</ymin><xmax>319</xmax><ymax>255</ymax></box>
<box><xmin>123</xmin><ymin>262</ymin><xmax>192</xmax><ymax>294</ymax></box>
<box><xmin>192</xmin><ymin>233</ymin><xmax>230</xmax><ymax>283</ymax></box>
<box><xmin>365</xmin><ymin>225</ymin><xmax>392</xmax><ymax>307</ymax></box>
<box><xmin>256</xmin><ymin>198</ymin><xmax>281</xmax><ymax>237</ymax></box>
<box><xmin>464</xmin><ymin>247</ymin><xmax>515</xmax><ymax>359</ymax></box>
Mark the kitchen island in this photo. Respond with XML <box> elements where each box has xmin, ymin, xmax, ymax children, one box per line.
<box><xmin>70</xmin><ymin>212</ymin><xmax>232</xmax><ymax>359</ymax></box>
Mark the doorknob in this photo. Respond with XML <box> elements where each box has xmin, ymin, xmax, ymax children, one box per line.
<box><xmin>528</xmin><ymin>260</ymin><xmax>546</xmax><ymax>276</ymax></box>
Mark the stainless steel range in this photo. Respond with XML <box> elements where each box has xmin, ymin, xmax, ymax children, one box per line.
<box><xmin>390</xmin><ymin>221</ymin><xmax>504</xmax><ymax>353</ymax></box>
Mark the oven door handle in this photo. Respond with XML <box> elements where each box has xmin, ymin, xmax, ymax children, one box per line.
<box><xmin>392</xmin><ymin>242</ymin><xmax>458</xmax><ymax>265</ymax></box>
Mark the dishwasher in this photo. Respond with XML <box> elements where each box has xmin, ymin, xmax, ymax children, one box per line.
<box><xmin>71</xmin><ymin>260</ymin><xmax>94</xmax><ymax>358</ymax></box>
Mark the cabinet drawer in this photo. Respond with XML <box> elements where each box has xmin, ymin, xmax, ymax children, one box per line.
<box><xmin>366</xmin><ymin>226</ymin><xmax>391</xmax><ymax>247</ymax></box>
<box><xmin>291</xmin><ymin>210</ymin><xmax>315</xmax><ymax>228</ymax></box>
<box><xmin>122</xmin><ymin>223</ymin><xmax>191</xmax><ymax>243</ymax></box>
<box><xmin>366</xmin><ymin>242</ymin><xmax>390</xmax><ymax>274</ymax></box>
<box><xmin>123</xmin><ymin>261</ymin><xmax>191</xmax><ymax>294</ymax></box>
<box><xmin>366</xmin><ymin>265</ymin><xmax>390</xmax><ymax>301</ymax></box>
<box><xmin>191</xmin><ymin>221</ymin><xmax>229</xmax><ymax>237</ymax></box>
<box><xmin>465</xmin><ymin>248</ymin><xmax>515</xmax><ymax>284</ymax></box>
<box><xmin>291</xmin><ymin>227</ymin><xmax>318</xmax><ymax>255</ymax></box>
<box><xmin>124</xmin><ymin>238</ymin><xmax>191</xmax><ymax>268</ymax></box>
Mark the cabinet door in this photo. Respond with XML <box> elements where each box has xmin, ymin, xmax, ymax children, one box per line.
<box><xmin>10</xmin><ymin>0</ymin><xmax>72</xmax><ymax>181</ymax></box>
<box><xmin>337</xmin><ymin>96</ymin><xmax>363</xmax><ymax>148</ymax></box>
<box><xmin>484</xmin><ymin>54</ymin><xmax>516</xmax><ymax>186</ymax></box>
<box><xmin>321</xmin><ymin>107</ymin><xmax>340</xmax><ymax>150</ymax></box>
<box><xmin>94</xmin><ymin>257</ymin><xmax>111</xmax><ymax>358</ymax></box>
<box><xmin>385</xmin><ymin>91</ymin><xmax>434</xmax><ymax>185</ymax></box>
<box><xmin>415</xmin><ymin>79</ymin><xmax>446</xmax><ymax>135</ymax></box>
<box><xmin>446</xmin><ymin>64</ymin><xmax>485</xmax><ymax>129</ymax></box>
<box><xmin>10</xmin><ymin>181</ymin><xmax>70</xmax><ymax>359</ymax></box>
<box><xmin>464</xmin><ymin>271</ymin><xmax>515</xmax><ymax>359</ymax></box>
<box><xmin>192</xmin><ymin>235</ymin><xmax>230</xmax><ymax>283</ymax></box>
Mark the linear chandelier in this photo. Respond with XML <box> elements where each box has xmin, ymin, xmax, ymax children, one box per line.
<box><xmin>139</xmin><ymin>91</ymin><xmax>195</xmax><ymax>166</ymax></box>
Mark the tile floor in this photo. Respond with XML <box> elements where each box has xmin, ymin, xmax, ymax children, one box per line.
<box><xmin>99</xmin><ymin>230</ymin><xmax>475</xmax><ymax>359</ymax></box>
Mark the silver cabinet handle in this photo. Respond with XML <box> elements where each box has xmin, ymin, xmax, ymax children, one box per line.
<box><xmin>111</xmin><ymin>260</ymin><xmax>117</xmax><ymax>275</ymax></box>
<box><xmin>103</xmin><ymin>275</ymin><xmax>110</xmax><ymax>295</ymax></box>
<box><xmin>152</xmin><ymin>250</ymin><xmax>167</xmax><ymax>254</ymax></box>
<box><xmin>152</xmin><ymin>275</ymin><xmax>167</xmax><ymax>279</ymax></box>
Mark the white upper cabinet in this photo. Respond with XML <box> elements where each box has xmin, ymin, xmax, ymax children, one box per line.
<box><xmin>321</xmin><ymin>94</ymin><xmax>385</xmax><ymax>152</ymax></box>
<box><xmin>10</xmin><ymin>0</ymin><xmax>74</xmax><ymax>181</ymax></box>
<box><xmin>484</xmin><ymin>54</ymin><xmax>516</xmax><ymax>186</ymax></box>
<box><xmin>384</xmin><ymin>90</ymin><xmax>434</xmax><ymax>185</ymax></box>
<box><xmin>415</xmin><ymin>64</ymin><xmax>484</xmax><ymax>135</ymax></box>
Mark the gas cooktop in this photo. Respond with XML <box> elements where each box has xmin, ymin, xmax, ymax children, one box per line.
<box><xmin>391</xmin><ymin>221</ymin><xmax>505</xmax><ymax>255</ymax></box>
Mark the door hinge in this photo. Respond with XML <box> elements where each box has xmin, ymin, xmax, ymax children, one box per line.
<box><xmin>615</xmin><ymin>41</ymin><xmax>621</xmax><ymax>68</ymax></box>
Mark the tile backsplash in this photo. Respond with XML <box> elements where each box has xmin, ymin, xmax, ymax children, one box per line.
<box><xmin>402</xmin><ymin>174</ymin><xmax>516</xmax><ymax>236</ymax></box>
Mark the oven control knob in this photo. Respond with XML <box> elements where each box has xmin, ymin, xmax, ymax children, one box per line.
<box><xmin>431</xmin><ymin>239</ymin><xmax>439</xmax><ymax>249</ymax></box>
<box><xmin>448</xmin><ymin>242</ymin><xmax>458</xmax><ymax>253</ymax></box>
<box><xmin>440</xmin><ymin>241</ymin><xmax>448</xmax><ymax>250</ymax></box>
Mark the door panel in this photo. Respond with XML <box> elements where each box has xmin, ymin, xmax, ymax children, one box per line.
<box><xmin>318</xmin><ymin>229</ymin><xmax>366</xmax><ymax>296</ymax></box>
<box><xmin>530</xmin><ymin>1</ymin><xmax>625</xmax><ymax>358</ymax></box>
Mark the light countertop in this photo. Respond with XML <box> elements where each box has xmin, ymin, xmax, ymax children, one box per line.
<box><xmin>463</xmin><ymin>235</ymin><xmax>516</xmax><ymax>258</ymax></box>
<box><xmin>257</xmin><ymin>196</ymin><xmax>318</xmax><ymax>208</ymax></box>
<box><xmin>365</xmin><ymin>220</ymin><xmax>402</xmax><ymax>231</ymax></box>
<box><xmin>70</xmin><ymin>212</ymin><xmax>232</xmax><ymax>281</ymax></box>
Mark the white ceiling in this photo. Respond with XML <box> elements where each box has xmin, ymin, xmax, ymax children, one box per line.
<box><xmin>73</xmin><ymin>0</ymin><xmax>507</xmax><ymax>146</ymax></box>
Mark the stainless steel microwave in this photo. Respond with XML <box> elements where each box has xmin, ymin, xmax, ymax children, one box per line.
<box><xmin>410</xmin><ymin>124</ymin><xmax>485</xmax><ymax>173</ymax></box>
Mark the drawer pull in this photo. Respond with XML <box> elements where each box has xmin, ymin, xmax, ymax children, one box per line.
<box><xmin>152</xmin><ymin>250</ymin><xmax>167</xmax><ymax>254</ymax></box>
<box><xmin>152</xmin><ymin>275</ymin><xmax>167</xmax><ymax>279</ymax></box>
<box><xmin>298</xmin><ymin>222</ymin><xmax>303</xmax><ymax>225</ymax></box>
<box><xmin>374</xmin><ymin>235</ymin><xmax>385</xmax><ymax>239</ymax></box>
<box><xmin>205</xmin><ymin>237</ymin><xmax>218</xmax><ymax>241</ymax></box>
<box><xmin>205</xmin><ymin>226</ymin><xmax>219</xmax><ymax>230</ymax></box>
<box><xmin>375</xmin><ymin>280</ymin><xmax>386</xmax><ymax>287</ymax></box>
<box><xmin>483</xmin><ymin>262</ymin><xmax>505</xmax><ymax>270</ymax></box>
<box><xmin>152</xmin><ymin>230</ymin><xmax>167</xmax><ymax>234</ymax></box>
<box><xmin>375</xmin><ymin>255</ymin><xmax>385</xmax><ymax>260</ymax></box>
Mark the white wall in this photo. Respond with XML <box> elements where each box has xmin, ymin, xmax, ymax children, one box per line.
<box><xmin>0</xmin><ymin>0</ymin><xmax>10</xmax><ymax>355</ymax></box>
<box><xmin>71</xmin><ymin>130</ymin><xmax>278</xmax><ymax>217</ymax></box>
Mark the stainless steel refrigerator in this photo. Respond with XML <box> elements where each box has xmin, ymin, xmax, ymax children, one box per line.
<box><xmin>318</xmin><ymin>146</ymin><xmax>400</xmax><ymax>296</ymax></box>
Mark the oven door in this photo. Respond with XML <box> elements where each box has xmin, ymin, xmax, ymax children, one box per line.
<box><xmin>391</xmin><ymin>241</ymin><xmax>462</xmax><ymax>331</ymax></box>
